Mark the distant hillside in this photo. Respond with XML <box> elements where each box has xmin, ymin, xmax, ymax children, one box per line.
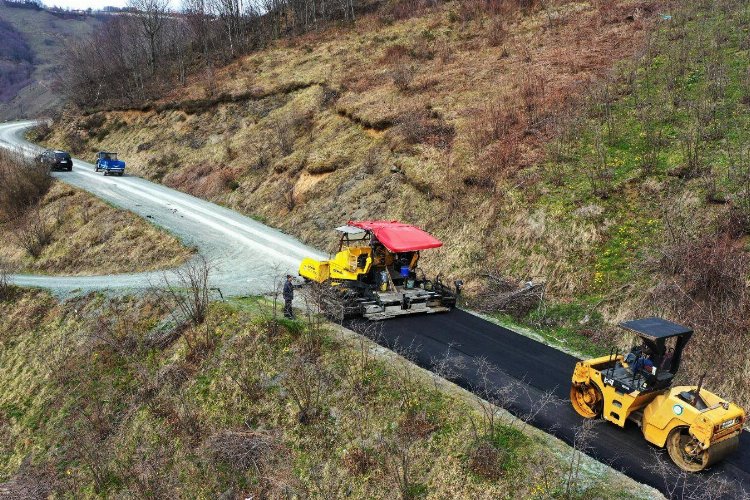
<box><xmin>0</xmin><ymin>1</ymin><xmax>100</xmax><ymax>120</ymax></box>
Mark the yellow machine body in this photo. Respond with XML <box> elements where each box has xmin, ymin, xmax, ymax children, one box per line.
<box><xmin>299</xmin><ymin>246</ymin><xmax>372</xmax><ymax>283</ymax></box>
<box><xmin>571</xmin><ymin>353</ymin><xmax>745</xmax><ymax>471</ymax></box>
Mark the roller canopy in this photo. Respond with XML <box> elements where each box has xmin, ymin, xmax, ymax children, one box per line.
<box><xmin>348</xmin><ymin>220</ymin><xmax>443</xmax><ymax>252</ymax></box>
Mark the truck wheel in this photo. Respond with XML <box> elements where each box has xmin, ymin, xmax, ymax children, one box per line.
<box><xmin>570</xmin><ymin>383</ymin><xmax>602</xmax><ymax>419</ymax></box>
<box><xmin>118</xmin><ymin>172</ymin><xmax>123</xmax><ymax>176</ymax></box>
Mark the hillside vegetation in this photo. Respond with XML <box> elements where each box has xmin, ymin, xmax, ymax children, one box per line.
<box><xmin>0</xmin><ymin>2</ymin><xmax>100</xmax><ymax>119</ymax></box>
<box><xmin>44</xmin><ymin>0</ymin><xmax>657</xmax><ymax>271</ymax></box>
<box><xmin>0</xmin><ymin>288</ymin><xmax>654</xmax><ymax>498</ymax></box>
<box><xmin>0</xmin><ymin>150</ymin><xmax>193</xmax><ymax>275</ymax></box>
<box><xmin>41</xmin><ymin>0</ymin><xmax>750</xmax><ymax>407</ymax></box>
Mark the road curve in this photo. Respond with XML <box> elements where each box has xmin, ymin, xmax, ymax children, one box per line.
<box><xmin>0</xmin><ymin>121</ymin><xmax>326</xmax><ymax>296</ymax></box>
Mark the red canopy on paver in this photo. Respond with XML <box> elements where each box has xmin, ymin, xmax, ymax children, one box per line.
<box><xmin>348</xmin><ymin>220</ymin><xmax>443</xmax><ymax>253</ymax></box>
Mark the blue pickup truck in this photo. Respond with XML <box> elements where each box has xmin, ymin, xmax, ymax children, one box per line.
<box><xmin>94</xmin><ymin>151</ymin><xmax>125</xmax><ymax>176</ymax></box>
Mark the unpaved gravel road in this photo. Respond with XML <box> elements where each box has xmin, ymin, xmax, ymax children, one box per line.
<box><xmin>0</xmin><ymin>120</ymin><xmax>326</xmax><ymax>296</ymax></box>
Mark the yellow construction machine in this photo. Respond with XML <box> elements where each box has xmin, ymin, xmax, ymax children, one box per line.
<box><xmin>299</xmin><ymin>220</ymin><xmax>462</xmax><ymax>321</ymax></box>
<box><xmin>571</xmin><ymin>317</ymin><xmax>745</xmax><ymax>472</ymax></box>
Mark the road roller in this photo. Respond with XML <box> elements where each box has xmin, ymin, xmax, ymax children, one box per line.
<box><xmin>570</xmin><ymin>317</ymin><xmax>745</xmax><ymax>471</ymax></box>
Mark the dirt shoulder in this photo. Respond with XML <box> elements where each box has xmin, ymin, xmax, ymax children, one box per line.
<box><xmin>0</xmin><ymin>181</ymin><xmax>194</xmax><ymax>276</ymax></box>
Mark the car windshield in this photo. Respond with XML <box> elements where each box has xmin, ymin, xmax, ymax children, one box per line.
<box><xmin>55</xmin><ymin>152</ymin><xmax>70</xmax><ymax>159</ymax></box>
<box><xmin>103</xmin><ymin>153</ymin><xmax>117</xmax><ymax>160</ymax></box>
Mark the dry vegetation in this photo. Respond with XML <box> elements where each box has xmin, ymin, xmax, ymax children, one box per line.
<box><xmin>0</xmin><ymin>286</ymin><xmax>654</xmax><ymax>498</ymax></box>
<box><xmin>0</xmin><ymin>149</ymin><xmax>193</xmax><ymax>275</ymax></box>
<box><xmin>43</xmin><ymin>0</ymin><xmax>659</xmax><ymax>280</ymax></box>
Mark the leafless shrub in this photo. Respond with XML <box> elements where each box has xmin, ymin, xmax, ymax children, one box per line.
<box><xmin>487</xmin><ymin>17</ymin><xmax>507</xmax><ymax>47</ymax></box>
<box><xmin>653</xmin><ymin>233</ymin><xmax>749</xmax><ymax>304</ymax></box>
<box><xmin>392</xmin><ymin>64</ymin><xmax>416</xmax><ymax>92</ymax></box>
<box><xmin>362</xmin><ymin>145</ymin><xmax>381</xmax><ymax>174</ymax></box>
<box><xmin>519</xmin><ymin>69</ymin><xmax>546</xmax><ymax>127</ymax></box>
<box><xmin>13</xmin><ymin>208</ymin><xmax>53</xmax><ymax>258</ymax></box>
<box><xmin>204</xmin><ymin>429</ymin><xmax>275</xmax><ymax>473</ymax></box>
<box><xmin>468</xmin><ymin>438</ymin><xmax>507</xmax><ymax>480</ymax></box>
<box><xmin>564</xmin><ymin>419</ymin><xmax>597</xmax><ymax>497</ymax></box>
<box><xmin>585</xmin><ymin>129</ymin><xmax>614</xmax><ymax>198</ymax></box>
<box><xmin>396</xmin><ymin>110</ymin><xmax>455</xmax><ymax>149</ymax></box>
<box><xmin>163</xmin><ymin>255</ymin><xmax>211</xmax><ymax>326</ymax></box>
<box><xmin>274</xmin><ymin>118</ymin><xmax>295</xmax><ymax>157</ymax></box>
<box><xmin>377</xmin><ymin>431</ymin><xmax>420</xmax><ymax>500</ymax></box>
<box><xmin>273</xmin><ymin>108</ymin><xmax>312</xmax><ymax>157</ymax></box>
<box><xmin>343</xmin><ymin>446</ymin><xmax>376</xmax><ymax>475</ymax></box>
<box><xmin>397</xmin><ymin>408</ymin><xmax>438</xmax><ymax>440</ymax></box>
<box><xmin>468</xmin><ymin>359</ymin><xmax>517</xmax><ymax>436</ymax></box>
<box><xmin>0</xmin><ymin>149</ymin><xmax>51</xmax><ymax>222</ymax></box>
<box><xmin>284</xmin><ymin>353</ymin><xmax>327</xmax><ymax>424</ymax></box>
<box><xmin>469</xmin><ymin>100</ymin><xmax>521</xmax><ymax>152</ymax></box>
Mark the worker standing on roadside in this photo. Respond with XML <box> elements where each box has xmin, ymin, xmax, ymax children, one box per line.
<box><xmin>283</xmin><ymin>274</ymin><xmax>295</xmax><ymax>319</ymax></box>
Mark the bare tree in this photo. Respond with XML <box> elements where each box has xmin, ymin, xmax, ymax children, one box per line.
<box><xmin>129</xmin><ymin>0</ymin><xmax>171</xmax><ymax>74</ymax></box>
<box><xmin>13</xmin><ymin>207</ymin><xmax>53</xmax><ymax>258</ymax></box>
<box><xmin>163</xmin><ymin>255</ymin><xmax>212</xmax><ymax>326</ymax></box>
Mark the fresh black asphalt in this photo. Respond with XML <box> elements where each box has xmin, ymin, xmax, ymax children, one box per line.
<box><xmin>346</xmin><ymin>310</ymin><xmax>750</xmax><ymax>499</ymax></box>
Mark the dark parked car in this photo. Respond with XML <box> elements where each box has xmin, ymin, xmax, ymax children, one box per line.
<box><xmin>37</xmin><ymin>149</ymin><xmax>73</xmax><ymax>171</ymax></box>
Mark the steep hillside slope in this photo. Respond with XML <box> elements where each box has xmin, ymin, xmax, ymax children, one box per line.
<box><xmin>0</xmin><ymin>2</ymin><xmax>100</xmax><ymax>120</ymax></box>
<box><xmin>0</xmin><ymin>289</ymin><xmax>655</xmax><ymax>498</ymax></box>
<box><xmin>44</xmin><ymin>0</ymin><xmax>659</xmax><ymax>279</ymax></box>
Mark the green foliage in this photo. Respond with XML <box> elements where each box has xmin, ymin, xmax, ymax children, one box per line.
<box><xmin>490</xmin><ymin>424</ymin><xmax>529</xmax><ymax>473</ymax></box>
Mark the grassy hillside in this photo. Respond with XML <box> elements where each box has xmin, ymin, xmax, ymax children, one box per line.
<box><xmin>0</xmin><ymin>288</ymin><xmax>655</xmax><ymax>498</ymax></box>
<box><xmin>42</xmin><ymin>0</ymin><xmax>658</xmax><ymax>277</ymax></box>
<box><xmin>0</xmin><ymin>3</ymin><xmax>100</xmax><ymax>120</ymax></box>
<box><xmin>40</xmin><ymin>0</ymin><xmax>750</xmax><ymax>409</ymax></box>
<box><xmin>0</xmin><ymin>181</ymin><xmax>193</xmax><ymax>275</ymax></box>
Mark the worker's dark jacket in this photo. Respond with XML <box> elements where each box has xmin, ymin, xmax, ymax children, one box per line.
<box><xmin>283</xmin><ymin>281</ymin><xmax>294</xmax><ymax>301</ymax></box>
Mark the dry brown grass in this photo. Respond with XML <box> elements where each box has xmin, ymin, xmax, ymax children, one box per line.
<box><xmin>42</xmin><ymin>0</ymin><xmax>661</xmax><ymax>292</ymax></box>
<box><xmin>0</xmin><ymin>182</ymin><xmax>194</xmax><ymax>275</ymax></box>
